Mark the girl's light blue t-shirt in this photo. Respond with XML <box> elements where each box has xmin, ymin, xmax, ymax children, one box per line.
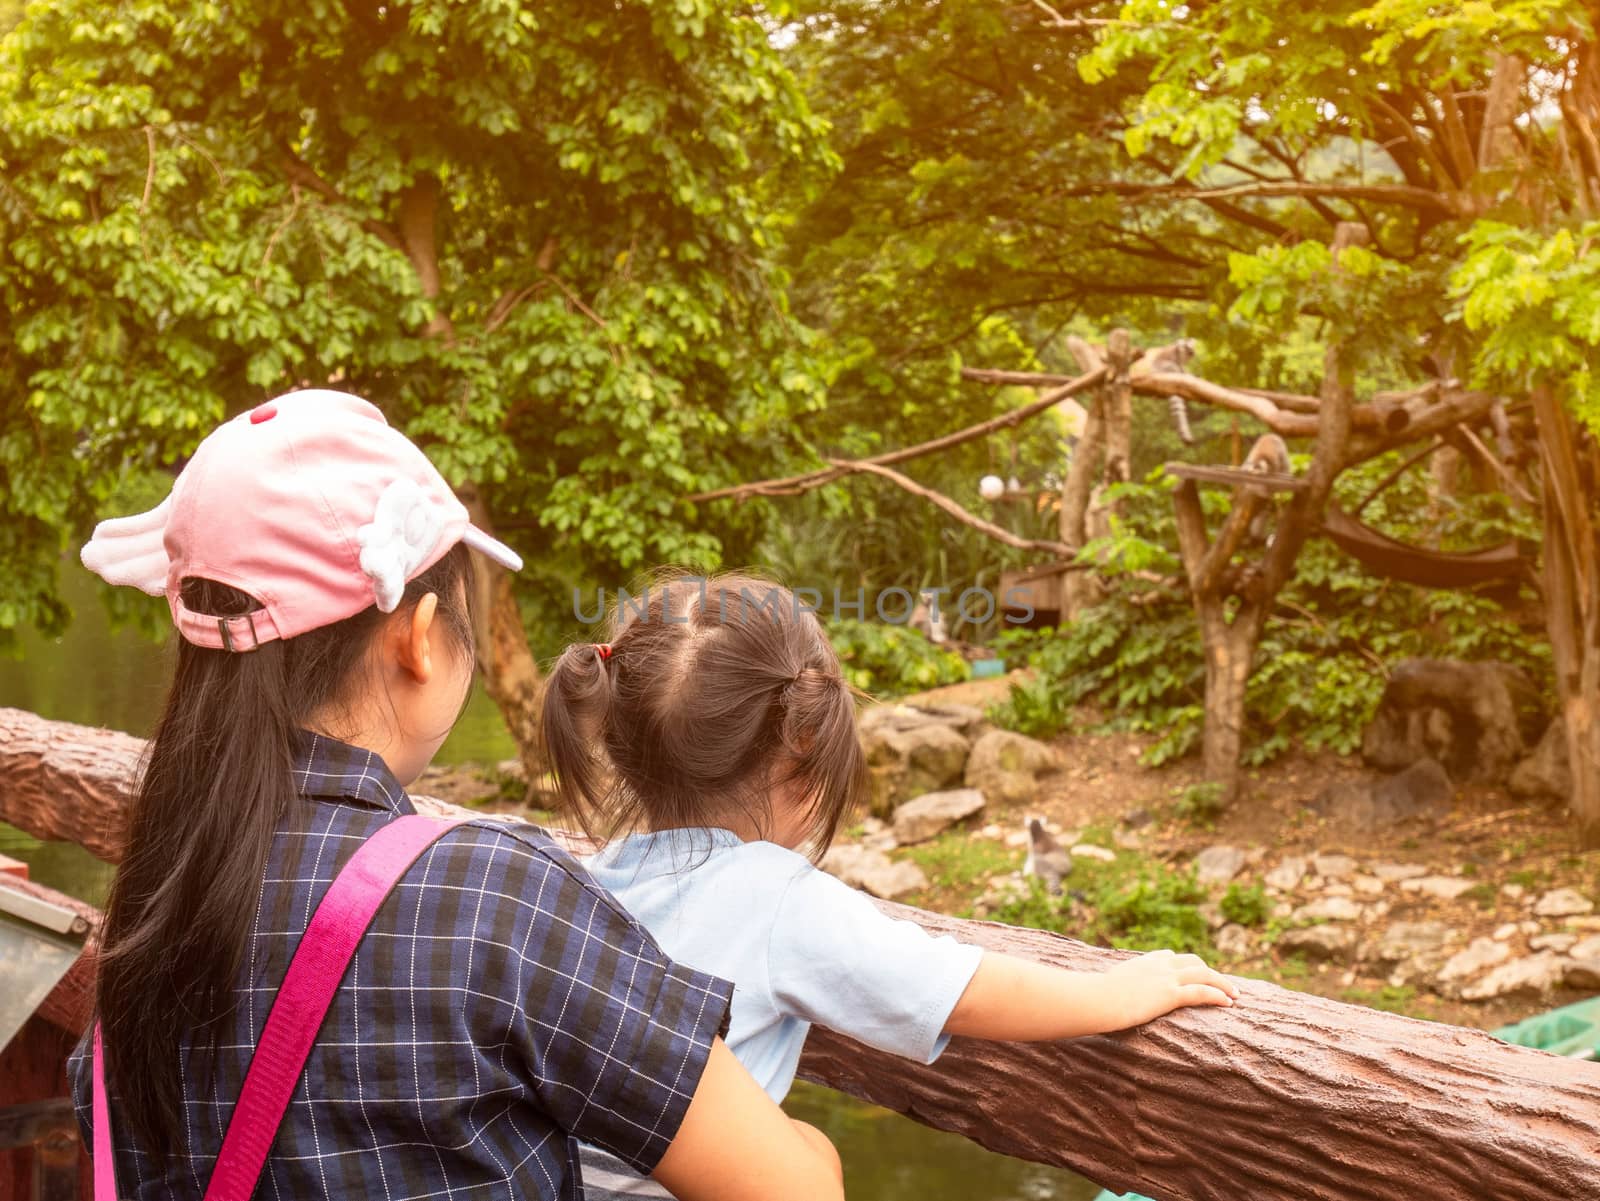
<box><xmin>579</xmin><ymin>827</ymin><xmax>985</xmax><ymax>1103</ymax></box>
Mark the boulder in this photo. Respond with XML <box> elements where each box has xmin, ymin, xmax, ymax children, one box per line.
<box><xmin>892</xmin><ymin>788</ymin><xmax>986</xmax><ymax>845</ymax></box>
<box><xmin>1360</xmin><ymin>659</ymin><xmax>1533</xmax><ymax>784</ymax></box>
<box><xmin>1311</xmin><ymin>759</ymin><xmax>1451</xmax><ymax>830</ymax></box>
<box><xmin>1311</xmin><ymin>853</ymin><xmax>1357</xmax><ymax>880</ymax></box>
<box><xmin>1372</xmin><ymin>921</ymin><xmax>1453</xmax><ymax>964</ymax></box>
<box><xmin>1437</xmin><ymin>937</ymin><xmax>1513</xmax><ymax>987</ymax></box>
<box><xmin>1371</xmin><ymin>862</ymin><xmax>1429</xmax><ymax>883</ymax></box>
<box><xmin>1529</xmin><ymin>932</ymin><xmax>1579</xmax><ymax>953</ymax></box>
<box><xmin>1293</xmin><ymin>897</ymin><xmax>1364</xmax><ymax>923</ymax></box>
<box><xmin>1460</xmin><ymin>952</ymin><xmax>1566</xmax><ymax>1002</ymax></box>
<box><xmin>864</xmin><ymin>721</ymin><xmax>971</xmax><ymax>817</ymax></box>
<box><xmin>1399</xmin><ymin>875</ymin><xmax>1475</xmax><ymax>901</ymax></box>
<box><xmin>1194</xmin><ymin>845</ymin><xmax>1247</xmax><ymax>887</ymax></box>
<box><xmin>1264</xmin><ymin>856</ymin><xmax>1307</xmax><ymax>892</ymax></box>
<box><xmin>1352</xmin><ymin>875</ymin><xmax>1385</xmax><ymax>897</ymax></box>
<box><xmin>859</xmin><ymin>702</ymin><xmax>990</xmax><ymax>741</ymax></box>
<box><xmin>1571</xmin><ymin>935</ymin><xmax>1600</xmax><ymax>960</ymax></box>
<box><xmin>819</xmin><ymin>844</ymin><xmax>929</xmax><ymax>900</ymax></box>
<box><xmin>1509</xmin><ymin>719</ymin><xmax>1571</xmax><ymax>801</ymax></box>
<box><xmin>1532</xmin><ymin>888</ymin><xmax>1595</xmax><ymax>918</ymax></box>
<box><xmin>963</xmin><ymin>729</ymin><xmax>1061</xmax><ymax>807</ymax></box>
<box><xmin>1564</xmin><ymin>957</ymin><xmax>1600</xmax><ymax>990</ymax></box>
<box><xmin>1277</xmin><ymin>925</ymin><xmax>1357</xmax><ymax>962</ymax></box>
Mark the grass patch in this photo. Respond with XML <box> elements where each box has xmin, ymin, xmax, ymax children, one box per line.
<box><xmin>985</xmin><ymin>851</ymin><xmax>1214</xmax><ymax>956</ymax></box>
<box><xmin>900</xmin><ymin>830</ymin><xmax>1020</xmax><ymax>907</ymax></box>
<box><xmin>1461</xmin><ymin>883</ymin><xmax>1498</xmax><ymax>909</ymax></box>
<box><xmin>1506</xmin><ymin>868</ymin><xmax>1548</xmax><ymax>890</ymax></box>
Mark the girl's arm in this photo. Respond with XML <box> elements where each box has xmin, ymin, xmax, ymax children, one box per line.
<box><xmin>652</xmin><ymin>1038</ymin><xmax>844</xmax><ymax>1201</ymax></box>
<box><xmin>944</xmin><ymin>949</ymin><xmax>1238</xmax><ymax>1041</ymax></box>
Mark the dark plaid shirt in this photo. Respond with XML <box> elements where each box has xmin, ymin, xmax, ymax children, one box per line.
<box><xmin>70</xmin><ymin>733</ymin><xmax>732</xmax><ymax>1200</ymax></box>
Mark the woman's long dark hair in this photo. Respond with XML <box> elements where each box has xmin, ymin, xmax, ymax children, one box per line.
<box><xmin>96</xmin><ymin>543</ymin><xmax>473</xmax><ymax>1161</ymax></box>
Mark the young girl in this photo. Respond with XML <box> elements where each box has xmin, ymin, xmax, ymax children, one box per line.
<box><xmin>70</xmin><ymin>393</ymin><xmax>842</xmax><ymax>1201</ymax></box>
<box><xmin>543</xmin><ymin>573</ymin><xmax>1240</xmax><ymax>1195</ymax></box>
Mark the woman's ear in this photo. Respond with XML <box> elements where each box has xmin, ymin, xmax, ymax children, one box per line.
<box><xmin>397</xmin><ymin>592</ymin><xmax>440</xmax><ymax>684</ymax></box>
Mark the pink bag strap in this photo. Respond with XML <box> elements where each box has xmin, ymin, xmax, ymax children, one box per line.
<box><xmin>93</xmin><ymin>814</ymin><xmax>468</xmax><ymax>1201</ymax></box>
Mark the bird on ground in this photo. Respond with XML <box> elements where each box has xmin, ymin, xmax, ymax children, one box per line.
<box><xmin>1023</xmin><ymin>818</ymin><xmax>1073</xmax><ymax>896</ymax></box>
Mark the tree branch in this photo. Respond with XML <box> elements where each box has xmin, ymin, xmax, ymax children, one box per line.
<box><xmin>826</xmin><ymin>459</ymin><xmax>1073</xmax><ymax>556</ymax></box>
<box><xmin>1049</xmin><ymin>179</ymin><xmax>1460</xmax><ymax>215</ymax></box>
<box><xmin>277</xmin><ymin>148</ymin><xmax>404</xmax><ymax>252</ymax></box>
<box><xmin>684</xmin><ymin>367</ymin><xmax>1107</xmax><ymax>503</ymax></box>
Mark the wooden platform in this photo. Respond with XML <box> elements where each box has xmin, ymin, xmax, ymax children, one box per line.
<box><xmin>1165</xmin><ymin>461</ymin><xmax>1308</xmax><ymax>492</ymax></box>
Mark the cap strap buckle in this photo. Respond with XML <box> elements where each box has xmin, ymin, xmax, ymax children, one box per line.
<box><xmin>217</xmin><ymin>612</ymin><xmax>262</xmax><ymax>653</ymax></box>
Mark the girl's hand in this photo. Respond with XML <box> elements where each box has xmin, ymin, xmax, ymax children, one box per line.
<box><xmin>1102</xmin><ymin>949</ymin><xmax>1239</xmax><ymax>1028</ymax></box>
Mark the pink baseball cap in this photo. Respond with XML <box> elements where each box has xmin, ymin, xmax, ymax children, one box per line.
<box><xmin>80</xmin><ymin>389</ymin><xmax>522</xmax><ymax>651</ymax></box>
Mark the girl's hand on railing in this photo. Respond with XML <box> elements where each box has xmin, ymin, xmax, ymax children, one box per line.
<box><xmin>1100</xmin><ymin>949</ymin><xmax>1239</xmax><ymax>1027</ymax></box>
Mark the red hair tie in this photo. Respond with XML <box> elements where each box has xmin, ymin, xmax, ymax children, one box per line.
<box><xmin>595</xmin><ymin>643</ymin><xmax>613</xmax><ymax>661</ymax></box>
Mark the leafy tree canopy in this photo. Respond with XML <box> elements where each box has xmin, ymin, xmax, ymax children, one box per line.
<box><xmin>0</xmin><ymin>0</ymin><xmax>834</xmax><ymax>650</ymax></box>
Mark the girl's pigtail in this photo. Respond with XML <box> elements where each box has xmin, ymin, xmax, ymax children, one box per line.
<box><xmin>540</xmin><ymin>642</ymin><xmax>617</xmax><ymax>838</ymax></box>
<box><xmin>780</xmin><ymin>666</ymin><xmax>868</xmax><ymax>858</ymax></box>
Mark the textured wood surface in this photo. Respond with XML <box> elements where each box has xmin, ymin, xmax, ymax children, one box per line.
<box><xmin>7</xmin><ymin>707</ymin><xmax>1600</xmax><ymax>1200</ymax></box>
<box><xmin>799</xmin><ymin>901</ymin><xmax>1600</xmax><ymax>1201</ymax></box>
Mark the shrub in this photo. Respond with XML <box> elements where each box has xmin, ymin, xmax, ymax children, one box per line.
<box><xmin>826</xmin><ymin>618</ymin><xmax>970</xmax><ymax>697</ymax></box>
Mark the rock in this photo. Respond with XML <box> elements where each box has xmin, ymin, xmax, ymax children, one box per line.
<box><xmin>1278</xmin><ymin>925</ymin><xmax>1357</xmax><ymax>962</ymax></box>
<box><xmin>1492</xmin><ymin>923</ymin><xmax>1521</xmax><ymax>942</ymax></box>
<box><xmin>1438</xmin><ymin>937</ymin><xmax>1512</xmax><ymax>986</ymax></box>
<box><xmin>1194</xmin><ymin>845</ymin><xmax>1248</xmax><ymax>886</ymax></box>
<box><xmin>1571</xmin><ymin>935</ymin><xmax>1600</xmax><ymax>960</ymax></box>
<box><xmin>1530</xmin><ymin>932</ymin><xmax>1579</xmax><ymax>953</ymax></box>
<box><xmin>1372</xmin><ymin>758</ymin><xmax>1453</xmax><ymax>814</ymax></box>
<box><xmin>1461</xmin><ymin>952</ymin><xmax>1566</xmax><ymax>1001</ymax></box>
<box><xmin>1565</xmin><ymin>957</ymin><xmax>1600</xmax><ymax>990</ymax></box>
<box><xmin>1399</xmin><ymin>875</ymin><xmax>1476</xmax><ymax>901</ymax></box>
<box><xmin>1321</xmin><ymin>883</ymin><xmax>1355</xmax><ymax>898</ymax></box>
<box><xmin>1198</xmin><ymin>902</ymin><xmax>1227</xmax><ymax>931</ymax></box>
<box><xmin>1360</xmin><ymin>658</ymin><xmax>1532</xmax><ymax>784</ymax></box>
<box><xmin>979</xmin><ymin>822</ymin><xmax>1002</xmax><ymax>839</ymax></box>
<box><xmin>1069</xmin><ymin>844</ymin><xmax>1116</xmax><ymax>863</ymax></box>
<box><xmin>1352</xmin><ymin>874</ymin><xmax>1385</xmax><ymax>897</ymax></box>
<box><xmin>972</xmin><ymin>874</ymin><xmax>1030</xmax><ymax>917</ymax></box>
<box><xmin>1569</xmin><ymin>916</ymin><xmax>1600</xmax><ymax>931</ymax></box>
<box><xmin>864</xmin><ymin>722</ymin><xmax>971</xmax><ymax>816</ymax></box>
<box><xmin>859</xmin><ymin>702</ymin><xmax>989</xmax><ymax>740</ymax></box>
<box><xmin>1264</xmin><ymin>856</ymin><xmax>1307</xmax><ymax>892</ymax></box>
<box><xmin>1371</xmin><ymin>862</ymin><xmax>1430</xmax><ymax>883</ymax></box>
<box><xmin>1501</xmin><ymin>883</ymin><xmax>1525</xmax><ymax>901</ymax></box>
<box><xmin>892</xmin><ymin>788</ymin><xmax>987</xmax><ymax>845</ymax></box>
<box><xmin>963</xmin><ymin>729</ymin><xmax>1060</xmax><ymax>808</ymax></box>
<box><xmin>1533</xmin><ymin>888</ymin><xmax>1595</xmax><ymax>918</ymax></box>
<box><xmin>1121</xmin><ymin>807</ymin><xmax>1155</xmax><ymax>829</ymax></box>
<box><xmin>1311</xmin><ymin>760</ymin><xmax>1450</xmax><ymax>830</ymax></box>
<box><xmin>1520</xmin><ymin>920</ymin><xmax>1541</xmax><ymax>936</ymax></box>
<box><xmin>1216</xmin><ymin>924</ymin><xmax>1255</xmax><ymax>959</ymax></box>
<box><xmin>1509</xmin><ymin>718</ymin><xmax>1571</xmax><ymax>801</ymax></box>
<box><xmin>819</xmin><ymin>845</ymin><xmax>928</xmax><ymax>900</ymax></box>
<box><xmin>1293</xmin><ymin>897</ymin><xmax>1364</xmax><ymax>923</ymax></box>
<box><xmin>1373</xmin><ymin>922</ymin><xmax>1453</xmax><ymax>964</ymax></box>
<box><xmin>1312</xmin><ymin>853</ymin><xmax>1357</xmax><ymax>880</ymax></box>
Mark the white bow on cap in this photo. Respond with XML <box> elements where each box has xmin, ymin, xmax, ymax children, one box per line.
<box><xmin>80</xmin><ymin>495</ymin><xmax>173</xmax><ymax>597</ymax></box>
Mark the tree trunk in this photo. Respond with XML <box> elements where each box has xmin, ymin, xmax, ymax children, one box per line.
<box><xmin>1200</xmin><ymin>619</ymin><xmax>1253</xmax><ymax>798</ymax></box>
<box><xmin>1531</xmin><ymin>383</ymin><xmax>1600</xmax><ymax>847</ymax></box>
<box><xmin>483</xmin><ymin>573</ymin><xmax>547</xmax><ymax>796</ymax></box>
<box><xmin>9</xmin><ymin>711</ymin><xmax>1600</xmax><ymax>1201</ymax></box>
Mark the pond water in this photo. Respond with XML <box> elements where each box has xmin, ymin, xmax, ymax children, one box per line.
<box><xmin>2</xmin><ymin>565</ymin><xmax>1112</xmax><ymax>1199</ymax></box>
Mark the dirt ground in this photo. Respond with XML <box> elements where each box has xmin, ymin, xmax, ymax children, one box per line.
<box><xmin>896</xmin><ymin>672</ymin><xmax>1600</xmax><ymax>1031</ymax></box>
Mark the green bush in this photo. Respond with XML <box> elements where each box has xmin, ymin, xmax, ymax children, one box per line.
<box><xmin>986</xmin><ymin>863</ymin><xmax>1213</xmax><ymax>955</ymax></box>
<box><xmin>1220</xmin><ymin>882</ymin><xmax>1271</xmax><ymax>928</ymax></box>
<box><xmin>987</xmin><ymin>458</ymin><xmax>1550</xmax><ymax>767</ymax></box>
<box><xmin>826</xmin><ymin>618</ymin><xmax>970</xmax><ymax>698</ymax></box>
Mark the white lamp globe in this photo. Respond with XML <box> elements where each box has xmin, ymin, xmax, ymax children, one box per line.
<box><xmin>979</xmin><ymin>474</ymin><xmax>1005</xmax><ymax>501</ymax></box>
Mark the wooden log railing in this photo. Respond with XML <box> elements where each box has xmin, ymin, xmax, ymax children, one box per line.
<box><xmin>4</xmin><ymin>707</ymin><xmax>1600</xmax><ymax>1200</ymax></box>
